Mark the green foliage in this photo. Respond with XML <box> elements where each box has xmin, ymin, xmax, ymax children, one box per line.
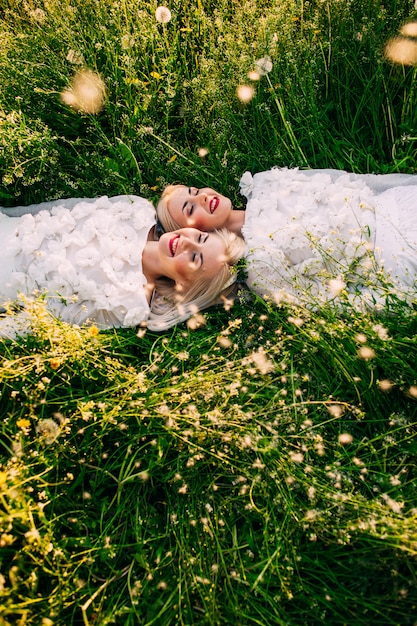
<box><xmin>1</xmin><ymin>300</ymin><xmax>417</xmax><ymax>625</ymax></box>
<box><xmin>1</xmin><ymin>0</ymin><xmax>417</xmax><ymax>624</ymax></box>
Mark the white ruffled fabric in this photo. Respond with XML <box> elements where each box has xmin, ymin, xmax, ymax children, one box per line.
<box><xmin>240</xmin><ymin>168</ymin><xmax>417</xmax><ymax>308</ymax></box>
<box><xmin>1</xmin><ymin>195</ymin><xmax>156</xmax><ymax>333</ymax></box>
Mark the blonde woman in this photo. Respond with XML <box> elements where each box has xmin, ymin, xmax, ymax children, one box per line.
<box><xmin>157</xmin><ymin>168</ymin><xmax>417</xmax><ymax>309</ymax></box>
<box><xmin>0</xmin><ymin>195</ymin><xmax>245</xmax><ymax>339</ymax></box>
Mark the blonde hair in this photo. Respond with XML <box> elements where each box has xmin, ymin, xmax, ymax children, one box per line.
<box><xmin>147</xmin><ymin>228</ymin><xmax>246</xmax><ymax>331</ymax></box>
<box><xmin>156</xmin><ymin>184</ymin><xmax>189</xmax><ymax>232</ymax></box>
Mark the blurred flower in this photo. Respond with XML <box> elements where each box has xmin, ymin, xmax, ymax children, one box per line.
<box><xmin>408</xmin><ymin>385</ymin><xmax>417</xmax><ymax>398</ymax></box>
<box><xmin>400</xmin><ymin>22</ymin><xmax>417</xmax><ymax>37</ymax></box>
<box><xmin>30</xmin><ymin>8</ymin><xmax>46</xmax><ymax>22</ymax></box>
<box><xmin>372</xmin><ymin>323</ymin><xmax>389</xmax><ymax>340</ymax></box>
<box><xmin>66</xmin><ymin>49</ymin><xmax>84</xmax><ymax>65</ymax></box>
<box><xmin>378</xmin><ymin>379</ymin><xmax>393</xmax><ymax>391</ymax></box>
<box><xmin>327</xmin><ymin>404</ymin><xmax>344</xmax><ymax>418</ymax></box>
<box><xmin>25</xmin><ymin>528</ymin><xmax>40</xmax><ymax>544</ymax></box>
<box><xmin>248</xmin><ymin>70</ymin><xmax>261</xmax><ymax>81</ymax></box>
<box><xmin>61</xmin><ymin>69</ymin><xmax>106</xmax><ymax>114</ymax></box>
<box><xmin>329</xmin><ymin>277</ymin><xmax>346</xmax><ymax>297</ymax></box>
<box><xmin>338</xmin><ymin>433</ymin><xmax>353</xmax><ymax>444</ymax></box>
<box><xmin>198</xmin><ymin>147</ymin><xmax>209</xmax><ymax>158</ymax></box>
<box><xmin>357</xmin><ymin>346</ymin><xmax>375</xmax><ymax>360</ymax></box>
<box><xmin>155</xmin><ymin>6</ymin><xmax>172</xmax><ymax>23</ymax></box>
<box><xmin>255</xmin><ymin>55</ymin><xmax>273</xmax><ymax>75</ymax></box>
<box><xmin>121</xmin><ymin>34</ymin><xmax>135</xmax><ymax>49</ymax></box>
<box><xmin>237</xmin><ymin>84</ymin><xmax>255</xmax><ymax>103</ymax></box>
<box><xmin>384</xmin><ymin>37</ymin><xmax>417</xmax><ymax>66</ymax></box>
<box><xmin>36</xmin><ymin>418</ymin><xmax>60</xmax><ymax>444</ymax></box>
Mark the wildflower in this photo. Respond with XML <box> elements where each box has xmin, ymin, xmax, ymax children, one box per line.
<box><xmin>16</xmin><ymin>418</ymin><xmax>31</xmax><ymax>431</ymax></box>
<box><xmin>25</xmin><ymin>528</ymin><xmax>40</xmax><ymax>544</ymax></box>
<box><xmin>381</xmin><ymin>493</ymin><xmax>404</xmax><ymax>513</ymax></box>
<box><xmin>289</xmin><ymin>451</ymin><xmax>304</xmax><ymax>463</ymax></box>
<box><xmin>236</xmin><ymin>85</ymin><xmax>255</xmax><ymax>103</ymax></box>
<box><xmin>66</xmin><ymin>49</ymin><xmax>84</xmax><ymax>65</ymax></box>
<box><xmin>249</xmin><ymin>348</ymin><xmax>274</xmax><ymax>374</ymax></box>
<box><xmin>327</xmin><ymin>404</ymin><xmax>344</xmax><ymax>418</ymax></box>
<box><xmin>338</xmin><ymin>433</ymin><xmax>353</xmax><ymax>445</ymax></box>
<box><xmin>36</xmin><ymin>418</ymin><xmax>60</xmax><ymax>444</ymax></box>
<box><xmin>329</xmin><ymin>278</ymin><xmax>346</xmax><ymax>297</ymax></box>
<box><xmin>88</xmin><ymin>324</ymin><xmax>99</xmax><ymax>336</ymax></box>
<box><xmin>384</xmin><ymin>37</ymin><xmax>417</xmax><ymax>66</ymax></box>
<box><xmin>218</xmin><ymin>336</ymin><xmax>232</xmax><ymax>348</ymax></box>
<box><xmin>121</xmin><ymin>34</ymin><xmax>135</xmax><ymax>49</ymax></box>
<box><xmin>400</xmin><ymin>22</ymin><xmax>417</xmax><ymax>37</ymax></box>
<box><xmin>61</xmin><ymin>69</ymin><xmax>106</xmax><ymax>114</ymax></box>
<box><xmin>49</xmin><ymin>357</ymin><xmax>61</xmax><ymax>370</ymax></box>
<box><xmin>155</xmin><ymin>6</ymin><xmax>172</xmax><ymax>23</ymax></box>
<box><xmin>408</xmin><ymin>385</ymin><xmax>417</xmax><ymax>398</ymax></box>
<box><xmin>198</xmin><ymin>147</ymin><xmax>209</xmax><ymax>158</ymax></box>
<box><xmin>248</xmin><ymin>70</ymin><xmax>261</xmax><ymax>81</ymax></box>
<box><xmin>378</xmin><ymin>379</ymin><xmax>393</xmax><ymax>391</ymax></box>
<box><xmin>30</xmin><ymin>8</ymin><xmax>46</xmax><ymax>22</ymax></box>
<box><xmin>357</xmin><ymin>346</ymin><xmax>375</xmax><ymax>360</ymax></box>
<box><xmin>372</xmin><ymin>324</ymin><xmax>389</xmax><ymax>340</ymax></box>
<box><xmin>288</xmin><ymin>316</ymin><xmax>304</xmax><ymax>327</ymax></box>
<box><xmin>187</xmin><ymin>313</ymin><xmax>206</xmax><ymax>330</ymax></box>
<box><xmin>255</xmin><ymin>55</ymin><xmax>273</xmax><ymax>75</ymax></box>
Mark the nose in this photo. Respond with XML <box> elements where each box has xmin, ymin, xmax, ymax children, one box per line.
<box><xmin>195</xmin><ymin>192</ymin><xmax>207</xmax><ymax>206</ymax></box>
<box><xmin>179</xmin><ymin>233</ymin><xmax>193</xmax><ymax>251</ymax></box>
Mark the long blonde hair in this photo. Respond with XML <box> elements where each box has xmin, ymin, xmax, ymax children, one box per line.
<box><xmin>156</xmin><ymin>184</ymin><xmax>188</xmax><ymax>232</ymax></box>
<box><xmin>147</xmin><ymin>228</ymin><xmax>246</xmax><ymax>330</ymax></box>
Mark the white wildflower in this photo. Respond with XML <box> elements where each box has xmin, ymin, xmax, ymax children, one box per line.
<box><xmin>384</xmin><ymin>37</ymin><xmax>417</xmax><ymax>66</ymax></box>
<box><xmin>66</xmin><ymin>49</ymin><xmax>85</xmax><ymax>65</ymax></box>
<box><xmin>255</xmin><ymin>55</ymin><xmax>273</xmax><ymax>75</ymax></box>
<box><xmin>155</xmin><ymin>6</ymin><xmax>172</xmax><ymax>23</ymax></box>
<box><xmin>400</xmin><ymin>22</ymin><xmax>417</xmax><ymax>37</ymax></box>
<box><xmin>236</xmin><ymin>85</ymin><xmax>255</xmax><ymax>103</ymax></box>
<box><xmin>36</xmin><ymin>418</ymin><xmax>60</xmax><ymax>444</ymax></box>
<box><xmin>328</xmin><ymin>278</ymin><xmax>346</xmax><ymax>297</ymax></box>
<box><xmin>61</xmin><ymin>69</ymin><xmax>106</xmax><ymax>114</ymax></box>
<box><xmin>338</xmin><ymin>433</ymin><xmax>353</xmax><ymax>445</ymax></box>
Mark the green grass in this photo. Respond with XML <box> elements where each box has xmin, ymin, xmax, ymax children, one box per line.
<box><xmin>1</xmin><ymin>0</ymin><xmax>417</xmax><ymax>624</ymax></box>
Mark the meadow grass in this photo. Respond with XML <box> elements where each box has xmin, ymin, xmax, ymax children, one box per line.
<box><xmin>1</xmin><ymin>0</ymin><xmax>417</xmax><ymax>624</ymax></box>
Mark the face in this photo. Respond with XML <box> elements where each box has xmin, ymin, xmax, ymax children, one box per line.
<box><xmin>158</xmin><ymin>228</ymin><xmax>226</xmax><ymax>287</ymax></box>
<box><xmin>166</xmin><ymin>186</ymin><xmax>232</xmax><ymax>230</ymax></box>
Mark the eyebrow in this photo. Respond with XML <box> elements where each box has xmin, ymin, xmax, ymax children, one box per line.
<box><xmin>182</xmin><ymin>188</ymin><xmax>193</xmax><ymax>213</ymax></box>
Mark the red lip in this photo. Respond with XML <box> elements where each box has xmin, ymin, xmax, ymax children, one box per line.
<box><xmin>209</xmin><ymin>197</ymin><xmax>219</xmax><ymax>213</ymax></box>
<box><xmin>169</xmin><ymin>235</ymin><xmax>179</xmax><ymax>256</ymax></box>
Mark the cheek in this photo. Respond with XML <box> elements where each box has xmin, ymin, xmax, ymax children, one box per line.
<box><xmin>174</xmin><ymin>257</ymin><xmax>193</xmax><ymax>281</ymax></box>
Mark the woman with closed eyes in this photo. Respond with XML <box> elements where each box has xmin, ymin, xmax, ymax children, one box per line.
<box><xmin>157</xmin><ymin>168</ymin><xmax>417</xmax><ymax>310</ymax></box>
<box><xmin>0</xmin><ymin>195</ymin><xmax>245</xmax><ymax>339</ymax></box>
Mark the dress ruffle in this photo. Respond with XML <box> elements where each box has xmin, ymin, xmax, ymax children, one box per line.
<box><xmin>4</xmin><ymin>195</ymin><xmax>155</xmax><ymax>328</ymax></box>
<box><xmin>240</xmin><ymin>167</ymin><xmax>417</xmax><ymax>308</ymax></box>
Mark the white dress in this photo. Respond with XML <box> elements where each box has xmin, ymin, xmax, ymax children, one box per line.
<box><xmin>0</xmin><ymin>195</ymin><xmax>155</xmax><ymax>338</ymax></box>
<box><xmin>240</xmin><ymin>168</ymin><xmax>417</xmax><ymax>309</ymax></box>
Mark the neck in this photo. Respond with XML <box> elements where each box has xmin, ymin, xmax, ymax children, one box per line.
<box><xmin>226</xmin><ymin>209</ymin><xmax>245</xmax><ymax>236</ymax></box>
<box><xmin>141</xmin><ymin>240</ymin><xmax>166</xmax><ymax>302</ymax></box>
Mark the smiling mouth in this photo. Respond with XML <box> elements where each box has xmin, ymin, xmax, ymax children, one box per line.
<box><xmin>169</xmin><ymin>235</ymin><xmax>180</xmax><ymax>256</ymax></box>
<box><xmin>209</xmin><ymin>197</ymin><xmax>219</xmax><ymax>214</ymax></box>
